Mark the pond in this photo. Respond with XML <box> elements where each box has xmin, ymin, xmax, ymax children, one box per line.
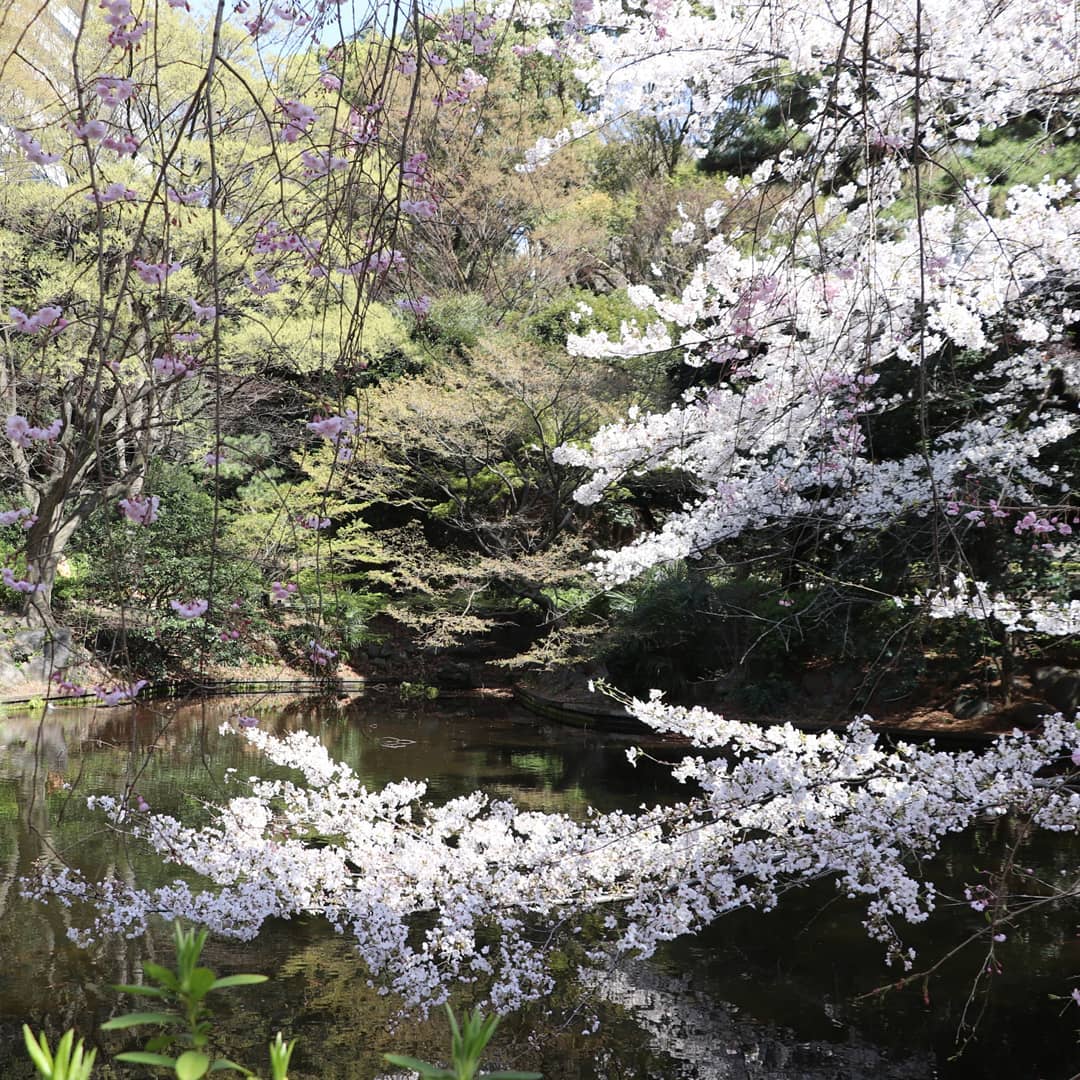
<box><xmin>0</xmin><ymin>692</ymin><xmax>1078</xmax><ymax>1079</ymax></box>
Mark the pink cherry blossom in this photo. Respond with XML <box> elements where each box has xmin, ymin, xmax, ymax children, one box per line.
<box><xmin>244</xmin><ymin>13</ymin><xmax>274</xmax><ymax>35</ymax></box>
<box><xmin>1</xmin><ymin>568</ymin><xmax>42</xmax><ymax>593</ymax></box>
<box><xmin>300</xmin><ymin>150</ymin><xmax>348</xmax><ymax>177</ymax></box>
<box><xmin>308</xmin><ymin>640</ymin><xmax>337</xmax><ymax>665</ymax></box>
<box><xmin>0</xmin><ymin>508</ymin><xmax>33</xmax><ymax>527</ymax></box>
<box><xmin>396</xmin><ymin>296</ymin><xmax>432</xmax><ymax>317</ymax></box>
<box><xmin>270</xmin><ymin>580</ymin><xmax>298</xmax><ymax>602</ymax></box>
<box><xmin>401</xmin><ymin>152</ymin><xmax>428</xmax><ymax>186</ymax></box>
<box><xmin>89</xmin><ymin>181</ymin><xmax>138</xmax><ymax>205</ymax></box>
<box><xmin>8</xmin><ymin>307</ymin><xmax>38</xmax><ymax>333</ymax></box>
<box><xmin>246</xmin><ymin>268</ymin><xmax>280</xmax><ymax>295</ymax></box>
<box><xmin>102</xmin><ymin>132</ymin><xmax>140</xmax><ymax>156</ymax></box>
<box><xmin>52</xmin><ymin>673</ymin><xmax>89</xmax><ymax>696</ymax></box>
<box><xmin>188</xmin><ymin>297</ymin><xmax>216</xmax><ymax>321</ymax></box>
<box><xmin>306</xmin><ymin>410</ymin><xmax>357</xmax><ymax>443</ymax></box>
<box><xmin>152</xmin><ymin>354</ymin><xmax>196</xmax><ymax>379</ymax></box>
<box><xmin>118</xmin><ymin>494</ymin><xmax>160</xmax><ymax>525</ymax></box>
<box><xmin>108</xmin><ymin>19</ymin><xmax>150</xmax><ymax>49</ymax></box>
<box><xmin>169</xmin><ymin>598</ymin><xmax>208</xmax><ymax>619</ymax></box>
<box><xmin>401</xmin><ymin>198</ymin><xmax>437</xmax><ymax>219</ymax></box>
<box><xmin>9</xmin><ymin>305</ymin><xmax>64</xmax><ymax>334</ymax></box>
<box><xmin>69</xmin><ymin>119</ymin><xmax>108</xmax><ymax>140</ymax></box>
<box><xmin>14</xmin><ymin>131</ymin><xmax>61</xmax><ymax>165</ymax></box>
<box><xmin>93</xmin><ymin>679</ymin><xmax>148</xmax><ymax>705</ymax></box>
<box><xmin>167</xmin><ymin>185</ymin><xmax>207</xmax><ymax>205</ymax></box>
<box><xmin>93</xmin><ymin>76</ymin><xmax>136</xmax><ymax>105</ymax></box>
<box><xmin>133</xmin><ymin>258</ymin><xmax>181</xmax><ymax>284</ymax></box>
<box><xmin>5</xmin><ymin>414</ymin><xmax>61</xmax><ymax>447</ymax></box>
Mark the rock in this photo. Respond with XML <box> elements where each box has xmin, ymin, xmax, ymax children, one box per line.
<box><xmin>0</xmin><ymin>659</ymin><xmax>24</xmax><ymax>687</ymax></box>
<box><xmin>1033</xmin><ymin>666</ymin><xmax>1080</xmax><ymax>714</ymax></box>
<box><xmin>9</xmin><ymin>627</ymin><xmax>73</xmax><ymax>681</ymax></box>
<box><xmin>952</xmin><ymin>692</ymin><xmax>993</xmax><ymax>720</ymax></box>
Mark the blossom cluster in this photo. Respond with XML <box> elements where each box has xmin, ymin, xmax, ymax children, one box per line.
<box><xmin>5</xmin><ymin>415</ymin><xmax>62</xmax><ymax>448</ymax></box>
<box><xmin>26</xmin><ymin>703</ymin><xmax>1080</xmax><ymax>1012</ymax></box>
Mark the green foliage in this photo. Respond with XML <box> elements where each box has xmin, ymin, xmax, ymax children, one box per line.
<box><xmin>267</xmin><ymin>1033</ymin><xmax>296</xmax><ymax>1080</ymax></box>
<box><xmin>103</xmin><ymin>921</ymin><xmax>267</xmax><ymax>1077</ymax></box>
<box><xmin>526</xmin><ymin>289</ymin><xmax>642</xmax><ymax>348</ymax></box>
<box><xmin>603</xmin><ymin>563</ymin><xmax>721</xmax><ymax>691</ymax></box>
<box><xmin>417</xmin><ymin>294</ymin><xmax>490</xmax><ymax>355</ymax></box>
<box><xmin>23</xmin><ymin>923</ymin><xmax>302</xmax><ymax>1079</ymax></box>
<box><xmin>72</xmin><ymin>463</ymin><xmax>260</xmax><ymax>617</ymax></box>
<box><xmin>22</xmin><ymin>1027</ymin><xmax>96</xmax><ymax>1080</ymax></box>
<box><xmin>320</xmin><ymin>586</ymin><xmax>387</xmax><ymax>649</ymax></box>
<box><xmin>384</xmin><ymin>1006</ymin><xmax>541</xmax><ymax>1080</ymax></box>
<box><xmin>941</xmin><ymin>119</ymin><xmax>1080</xmax><ymax>206</ymax></box>
<box><xmin>699</xmin><ymin>72</ymin><xmax>816</xmax><ymax>177</ymax></box>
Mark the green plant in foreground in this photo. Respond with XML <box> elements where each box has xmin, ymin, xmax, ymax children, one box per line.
<box><xmin>23</xmin><ymin>925</ymin><xmax>532</xmax><ymax>1080</ymax></box>
<box><xmin>267</xmin><ymin>1032</ymin><xmax>296</xmax><ymax>1080</ymax></box>
<box><xmin>101</xmin><ymin>920</ymin><xmax>269</xmax><ymax>1077</ymax></box>
<box><xmin>22</xmin><ymin>1026</ymin><xmax>97</xmax><ymax>1080</ymax></box>
<box><xmin>384</xmin><ymin>1005</ymin><xmax>541</xmax><ymax>1080</ymax></box>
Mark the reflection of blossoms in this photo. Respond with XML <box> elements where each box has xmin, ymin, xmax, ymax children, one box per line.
<box><xmin>28</xmin><ymin>706</ymin><xmax>1080</xmax><ymax>1013</ymax></box>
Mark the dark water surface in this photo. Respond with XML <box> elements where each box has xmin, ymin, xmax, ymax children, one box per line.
<box><xmin>0</xmin><ymin>692</ymin><xmax>1078</xmax><ymax>1079</ymax></box>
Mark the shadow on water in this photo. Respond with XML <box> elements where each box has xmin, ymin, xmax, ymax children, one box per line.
<box><xmin>0</xmin><ymin>693</ymin><xmax>1077</xmax><ymax>1078</ymax></box>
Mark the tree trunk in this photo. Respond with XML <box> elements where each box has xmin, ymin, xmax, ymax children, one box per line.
<box><xmin>22</xmin><ymin>493</ymin><xmax>84</xmax><ymax>629</ymax></box>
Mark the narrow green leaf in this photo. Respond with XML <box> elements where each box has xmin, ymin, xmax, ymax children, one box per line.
<box><xmin>146</xmin><ymin>1035</ymin><xmax>177</xmax><ymax>1053</ymax></box>
<box><xmin>175</xmin><ymin>1050</ymin><xmax>211</xmax><ymax>1080</ymax></box>
<box><xmin>115</xmin><ymin>1050</ymin><xmax>178</xmax><ymax>1066</ymax></box>
<box><xmin>22</xmin><ymin>1026</ymin><xmax>53</xmax><ymax>1077</ymax></box>
<box><xmin>445</xmin><ymin>1005</ymin><xmax>462</xmax><ymax>1043</ymax></box>
<box><xmin>208</xmin><ymin>1059</ymin><xmax>254</xmax><ymax>1075</ymax></box>
<box><xmin>384</xmin><ymin>1053</ymin><xmax>455</xmax><ymax>1078</ymax></box>
<box><xmin>112</xmin><ymin>983</ymin><xmax>168</xmax><ymax>999</ymax></box>
<box><xmin>101</xmin><ymin>1011</ymin><xmax>177</xmax><ymax>1030</ymax></box>
<box><xmin>208</xmin><ymin>974</ymin><xmax>268</xmax><ymax>990</ymax></box>
<box><xmin>54</xmin><ymin>1031</ymin><xmax>74</xmax><ymax>1080</ymax></box>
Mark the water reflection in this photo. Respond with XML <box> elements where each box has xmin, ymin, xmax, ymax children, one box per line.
<box><xmin>0</xmin><ymin>694</ymin><xmax>1077</xmax><ymax>1078</ymax></box>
